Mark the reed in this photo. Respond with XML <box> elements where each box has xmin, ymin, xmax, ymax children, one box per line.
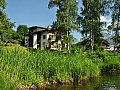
<box><xmin>0</xmin><ymin>46</ymin><xmax>119</xmax><ymax>89</ymax></box>
<box><xmin>0</xmin><ymin>74</ymin><xmax>18</xmax><ymax>90</ymax></box>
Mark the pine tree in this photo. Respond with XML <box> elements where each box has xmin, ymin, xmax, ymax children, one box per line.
<box><xmin>77</xmin><ymin>0</ymin><xmax>110</xmax><ymax>51</ymax></box>
<box><xmin>48</xmin><ymin>0</ymin><xmax>79</xmax><ymax>51</ymax></box>
<box><xmin>111</xmin><ymin>0</ymin><xmax>120</xmax><ymax>48</ymax></box>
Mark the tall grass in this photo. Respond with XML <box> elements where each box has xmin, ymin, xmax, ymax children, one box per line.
<box><xmin>85</xmin><ymin>51</ymin><xmax>120</xmax><ymax>72</ymax></box>
<box><xmin>0</xmin><ymin>46</ymin><xmax>120</xmax><ymax>89</ymax></box>
<box><xmin>0</xmin><ymin>74</ymin><xmax>18</xmax><ymax>90</ymax></box>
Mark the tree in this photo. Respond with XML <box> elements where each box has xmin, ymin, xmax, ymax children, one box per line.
<box><xmin>77</xmin><ymin>0</ymin><xmax>111</xmax><ymax>51</ymax></box>
<box><xmin>111</xmin><ymin>0</ymin><xmax>120</xmax><ymax>47</ymax></box>
<box><xmin>48</xmin><ymin>0</ymin><xmax>79</xmax><ymax>52</ymax></box>
<box><xmin>0</xmin><ymin>0</ymin><xmax>15</xmax><ymax>44</ymax></box>
<box><xmin>17</xmin><ymin>25</ymin><xmax>28</xmax><ymax>45</ymax></box>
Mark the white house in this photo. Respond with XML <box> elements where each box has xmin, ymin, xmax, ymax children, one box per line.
<box><xmin>25</xmin><ymin>26</ymin><xmax>61</xmax><ymax>50</ymax></box>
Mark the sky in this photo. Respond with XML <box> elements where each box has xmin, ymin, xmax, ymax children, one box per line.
<box><xmin>6</xmin><ymin>0</ymin><xmax>57</xmax><ymax>27</ymax></box>
<box><xmin>5</xmin><ymin>0</ymin><xmax>82</xmax><ymax>41</ymax></box>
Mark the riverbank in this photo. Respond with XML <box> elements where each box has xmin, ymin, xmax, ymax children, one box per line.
<box><xmin>0</xmin><ymin>46</ymin><xmax>120</xmax><ymax>89</ymax></box>
<box><xmin>45</xmin><ymin>73</ymin><xmax>120</xmax><ymax>90</ymax></box>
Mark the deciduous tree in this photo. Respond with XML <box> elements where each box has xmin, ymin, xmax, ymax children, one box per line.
<box><xmin>17</xmin><ymin>25</ymin><xmax>28</xmax><ymax>45</ymax></box>
<box><xmin>0</xmin><ymin>0</ymin><xmax>15</xmax><ymax>44</ymax></box>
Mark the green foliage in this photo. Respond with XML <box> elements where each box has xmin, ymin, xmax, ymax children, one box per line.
<box><xmin>99</xmin><ymin>51</ymin><xmax>120</xmax><ymax>72</ymax></box>
<box><xmin>0</xmin><ymin>0</ymin><xmax>15</xmax><ymax>44</ymax></box>
<box><xmin>0</xmin><ymin>46</ymin><xmax>99</xmax><ymax>84</ymax></box>
<box><xmin>0</xmin><ymin>75</ymin><xmax>18</xmax><ymax>90</ymax></box>
<box><xmin>17</xmin><ymin>25</ymin><xmax>28</xmax><ymax>45</ymax></box>
<box><xmin>48</xmin><ymin>0</ymin><xmax>79</xmax><ymax>51</ymax></box>
<box><xmin>110</xmin><ymin>0</ymin><xmax>120</xmax><ymax>46</ymax></box>
<box><xmin>77</xmin><ymin>0</ymin><xmax>110</xmax><ymax>50</ymax></box>
<box><xmin>17</xmin><ymin>25</ymin><xmax>28</xmax><ymax>36</ymax></box>
<box><xmin>85</xmin><ymin>51</ymin><xmax>120</xmax><ymax>72</ymax></box>
<box><xmin>0</xmin><ymin>46</ymin><xmax>120</xmax><ymax>89</ymax></box>
<box><xmin>0</xmin><ymin>0</ymin><xmax>6</xmax><ymax>9</ymax></box>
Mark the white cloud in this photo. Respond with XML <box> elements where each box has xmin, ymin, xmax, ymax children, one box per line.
<box><xmin>100</xmin><ymin>16</ymin><xmax>112</xmax><ymax>28</ymax></box>
<box><xmin>107</xmin><ymin>22</ymin><xmax>112</xmax><ymax>27</ymax></box>
<box><xmin>100</xmin><ymin>16</ymin><xmax>107</xmax><ymax>22</ymax></box>
<box><xmin>107</xmin><ymin>18</ymin><xmax>112</xmax><ymax>23</ymax></box>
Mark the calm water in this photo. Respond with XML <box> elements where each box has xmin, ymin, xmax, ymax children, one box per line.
<box><xmin>47</xmin><ymin>73</ymin><xmax>120</xmax><ymax>90</ymax></box>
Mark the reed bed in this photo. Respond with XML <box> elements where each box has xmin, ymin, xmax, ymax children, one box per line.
<box><xmin>0</xmin><ymin>74</ymin><xmax>18</xmax><ymax>90</ymax></box>
<box><xmin>0</xmin><ymin>46</ymin><xmax>120</xmax><ymax>89</ymax></box>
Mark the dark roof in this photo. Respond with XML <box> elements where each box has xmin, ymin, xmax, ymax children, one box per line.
<box><xmin>25</xmin><ymin>26</ymin><xmax>53</xmax><ymax>36</ymax></box>
<box><xmin>28</xmin><ymin>26</ymin><xmax>47</xmax><ymax>30</ymax></box>
<box><xmin>28</xmin><ymin>26</ymin><xmax>48</xmax><ymax>33</ymax></box>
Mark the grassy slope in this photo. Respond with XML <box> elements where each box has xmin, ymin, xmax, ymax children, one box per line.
<box><xmin>0</xmin><ymin>46</ymin><xmax>120</xmax><ymax>89</ymax></box>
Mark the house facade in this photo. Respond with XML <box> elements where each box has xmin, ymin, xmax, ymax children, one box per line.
<box><xmin>25</xmin><ymin>26</ymin><xmax>60</xmax><ymax>50</ymax></box>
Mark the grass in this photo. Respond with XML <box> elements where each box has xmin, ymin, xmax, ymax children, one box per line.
<box><xmin>0</xmin><ymin>46</ymin><xmax>120</xmax><ymax>89</ymax></box>
<box><xmin>0</xmin><ymin>74</ymin><xmax>18</xmax><ymax>90</ymax></box>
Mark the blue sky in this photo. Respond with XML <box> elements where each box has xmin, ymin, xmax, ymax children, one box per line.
<box><xmin>6</xmin><ymin>0</ymin><xmax>57</xmax><ymax>27</ymax></box>
<box><xmin>5</xmin><ymin>0</ymin><xmax>82</xmax><ymax>41</ymax></box>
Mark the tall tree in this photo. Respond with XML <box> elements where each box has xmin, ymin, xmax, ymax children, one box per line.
<box><xmin>111</xmin><ymin>0</ymin><xmax>120</xmax><ymax>47</ymax></box>
<box><xmin>48</xmin><ymin>0</ymin><xmax>79</xmax><ymax>51</ymax></box>
<box><xmin>0</xmin><ymin>0</ymin><xmax>15</xmax><ymax>44</ymax></box>
<box><xmin>77</xmin><ymin>0</ymin><xmax>110</xmax><ymax>51</ymax></box>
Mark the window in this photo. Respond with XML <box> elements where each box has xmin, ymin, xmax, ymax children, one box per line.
<box><xmin>43</xmin><ymin>35</ymin><xmax>46</xmax><ymax>39</ymax></box>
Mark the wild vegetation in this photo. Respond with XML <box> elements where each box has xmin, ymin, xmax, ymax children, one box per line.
<box><xmin>0</xmin><ymin>74</ymin><xmax>18</xmax><ymax>90</ymax></box>
<box><xmin>0</xmin><ymin>0</ymin><xmax>120</xmax><ymax>89</ymax></box>
<box><xmin>0</xmin><ymin>46</ymin><xmax>120</xmax><ymax>89</ymax></box>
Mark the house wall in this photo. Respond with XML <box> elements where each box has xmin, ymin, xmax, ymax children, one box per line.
<box><xmin>41</xmin><ymin>31</ymin><xmax>49</xmax><ymax>49</ymax></box>
<box><xmin>26</xmin><ymin>26</ymin><xmax>59</xmax><ymax>50</ymax></box>
<box><xmin>25</xmin><ymin>36</ymin><xmax>29</xmax><ymax>47</ymax></box>
<box><xmin>37</xmin><ymin>32</ymin><xmax>41</xmax><ymax>48</ymax></box>
<box><xmin>33</xmin><ymin>34</ymin><xmax>37</xmax><ymax>49</ymax></box>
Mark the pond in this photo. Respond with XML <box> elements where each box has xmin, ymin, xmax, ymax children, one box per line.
<box><xmin>46</xmin><ymin>73</ymin><xmax>120</xmax><ymax>90</ymax></box>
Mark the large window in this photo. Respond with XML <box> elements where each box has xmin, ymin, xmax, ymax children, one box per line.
<box><xmin>43</xmin><ymin>35</ymin><xmax>46</xmax><ymax>39</ymax></box>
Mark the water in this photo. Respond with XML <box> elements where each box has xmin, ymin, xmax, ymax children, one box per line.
<box><xmin>47</xmin><ymin>73</ymin><xmax>120</xmax><ymax>90</ymax></box>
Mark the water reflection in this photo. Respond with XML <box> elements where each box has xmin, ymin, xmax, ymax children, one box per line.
<box><xmin>46</xmin><ymin>73</ymin><xmax>120</xmax><ymax>90</ymax></box>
